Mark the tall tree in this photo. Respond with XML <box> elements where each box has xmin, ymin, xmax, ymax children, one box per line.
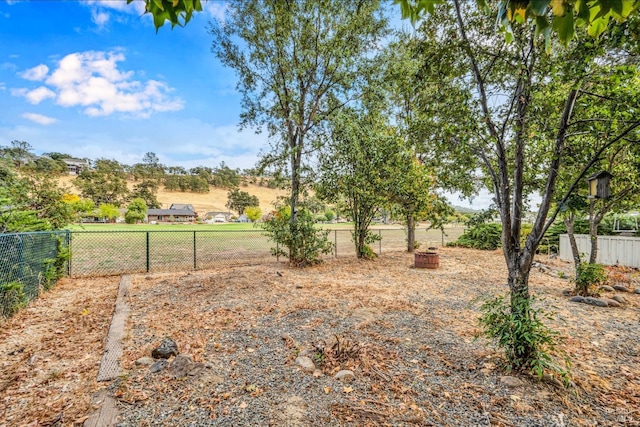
<box><xmin>210</xmin><ymin>0</ymin><xmax>388</xmax><ymax>264</ymax></box>
<box><xmin>75</xmin><ymin>159</ymin><xmax>130</xmax><ymax>207</ymax></box>
<box><xmin>226</xmin><ymin>188</ymin><xmax>259</xmax><ymax>215</ymax></box>
<box><xmin>409</xmin><ymin>2</ymin><xmax>640</xmax><ymax>370</ymax></box>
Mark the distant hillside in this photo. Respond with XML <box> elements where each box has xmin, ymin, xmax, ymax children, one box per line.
<box><xmin>58</xmin><ymin>176</ymin><xmax>286</xmax><ymax>215</ymax></box>
<box><xmin>452</xmin><ymin>205</ymin><xmax>479</xmax><ymax>215</ymax></box>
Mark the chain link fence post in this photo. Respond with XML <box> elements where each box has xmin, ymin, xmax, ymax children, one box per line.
<box><xmin>335</xmin><ymin>230</ymin><xmax>338</xmax><ymax>258</ymax></box>
<box><xmin>146</xmin><ymin>231</ymin><xmax>150</xmax><ymax>273</ymax></box>
<box><xmin>193</xmin><ymin>231</ymin><xmax>197</xmax><ymax>270</ymax></box>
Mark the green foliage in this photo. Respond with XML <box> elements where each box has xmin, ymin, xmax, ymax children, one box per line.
<box><xmin>43</xmin><ymin>238</ymin><xmax>71</xmax><ymax>289</ymax></box>
<box><xmin>131</xmin><ymin>180</ymin><xmax>161</xmax><ymax>209</ymax></box>
<box><xmin>448</xmin><ymin>223</ymin><xmax>502</xmax><ymax>250</ymax></box>
<box><xmin>125</xmin><ymin>198</ymin><xmax>147</xmax><ymax>224</ymax></box>
<box><xmin>464</xmin><ymin>208</ymin><xmax>498</xmax><ymax>228</ymax></box>
<box><xmin>0</xmin><ymin>282</ymin><xmax>27</xmax><ymax>318</ymax></box>
<box><xmin>226</xmin><ymin>188</ymin><xmax>260</xmax><ymax>215</ymax></box>
<box><xmin>260</xmin><ymin>205</ymin><xmax>333</xmax><ymax>267</ymax></box>
<box><xmin>574</xmin><ymin>263</ymin><xmax>607</xmax><ymax>296</ymax></box>
<box><xmin>98</xmin><ymin>203</ymin><xmax>120</xmax><ymax>222</ymax></box>
<box><xmin>131</xmin><ymin>0</ymin><xmax>203</xmax><ymax>31</ymax></box>
<box><xmin>76</xmin><ymin>159</ymin><xmax>130</xmax><ymax>207</ymax></box>
<box><xmin>244</xmin><ymin>206</ymin><xmax>262</xmax><ymax>222</ymax></box>
<box><xmin>324</xmin><ymin>210</ymin><xmax>335</xmax><ymax>222</ymax></box>
<box><xmin>397</xmin><ymin>0</ymin><xmax>639</xmax><ymax>45</ymax></box>
<box><xmin>478</xmin><ymin>294</ymin><xmax>570</xmax><ymax>381</ymax></box>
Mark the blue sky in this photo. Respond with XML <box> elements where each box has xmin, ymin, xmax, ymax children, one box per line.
<box><xmin>0</xmin><ymin>0</ymin><xmax>491</xmax><ymax>209</ymax></box>
<box><xmin>0</xmin><ymin>0</ymin><xmax>270</xmax><ymax>170</ymax></box>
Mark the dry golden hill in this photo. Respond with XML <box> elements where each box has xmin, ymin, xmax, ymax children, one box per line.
<box><xmin>58</xmin><ymin>176</ymin><xmax>287</xmax><ymax>215</ymax></box>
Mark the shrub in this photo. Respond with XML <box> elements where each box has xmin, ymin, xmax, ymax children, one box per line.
<box><xmin>1</xmin><ymin>282</ymin><xmax>27</xmax><ymax>318</ymax></box>
<box><xmin>261</xmin><ymin>205</ymin><xmax>333</xmax><ymax>267</ymax></box>
<box><xmin>448</xmin><ymin>223</ymin><xmax>502</xmax><ymax>250</ymax></box>
<box><xmin>478</xmin><ymin>294</ymin><xmax>570</xmax><ymax>382</ymax></box>
<box><xmin>574</xmin><ymin>262</ymin><xmax>607</xmax><ymax>296</ymax></box>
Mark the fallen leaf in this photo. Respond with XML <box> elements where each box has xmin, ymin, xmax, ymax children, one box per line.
<box><xmin>324</xmin><ymin>387</ymin><xmax>331</xmax><ymax>394</ymax></box>
<box><xmin>239</xmin><ymin>401</ymin><xmax>248</xmax><ymax>409</ymax></box>
<box><xmin>343</xmin><ymin>386</ymin><xmax>353</xmax><ymax>393</ymax></box>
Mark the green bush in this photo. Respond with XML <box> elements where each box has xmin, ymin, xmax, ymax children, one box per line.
<box><xmin>574</xmin><ymin>262</ymin><xmax>607</xmax><ymax>296</ymax></box>
<box><xmin>478</xmin><ymin>294</ymin><xmax>570</xmax><ymax>382</ymax></box>
<box><xmin>261</xmin><ymin>205</ymin><xmax>333</xmax><ymax>267</ymax></box>
<box><xmin>1</xmin><ymin>282</ymin><xmax>27</xmax><ymax>318</ymax></box>
<box><xmin>448</xmin><ymin>223</ymin><xmax>502</xmax><ymax>250</ymax></box>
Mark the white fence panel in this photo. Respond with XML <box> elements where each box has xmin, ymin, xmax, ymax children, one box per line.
<box><xmin>559</xmin><ymin>234</ymin><xmax>640</xmax><ymax>268</ymax></box>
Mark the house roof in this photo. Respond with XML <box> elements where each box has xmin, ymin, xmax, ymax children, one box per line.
<box><xmin>170</xmin><ymin>204</ymin><xmax>195</xmax><ymax>212</ymax></box>
<box><xmin>147</xmin><ymin>209</ymin><xmax>195</xmax><ymax>216</ymax></box>
<box><xmin>206</xmin><ymin>211</ymin><xmax>232</xmax><ymax>216</ymax></box>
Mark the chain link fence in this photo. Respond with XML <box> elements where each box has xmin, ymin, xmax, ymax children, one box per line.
<box><xmin>68</xmin><ymin>226</ymin><xmax>464</xmax><ymax>277</ymax></box>
<box><xmin>1</xmin><ymin>230</ymin><xmax>69</xmax><ymax>319</ymax></box>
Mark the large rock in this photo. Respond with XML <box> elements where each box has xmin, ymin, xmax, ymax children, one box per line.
<box><xmin>569</xmin><ymin>296</ymin><xmax>584</xmax><ymax>303</ymax></box>
<box><xmin>599</xmin><ymin>285</ymin><xmax>615</xmax><ymax>292</ymax></box>
<box><xmin>583</xmin><ymin>297</ymin><xmax>608</xmax><ymax>307</ymax></box>
<box><xmin>152</xmin><ymin>338</ymin><xmax>179</xmax><ymax>359</ymax></box>
<box><xmin>150</xmin><ymin>360</ymin><xmax>169</xmax><ymax>373</ymax></box>
<box><xmin>634</xmin><ymin>288</ymin><xmax>640</xmax><ymax>295</ymax></box>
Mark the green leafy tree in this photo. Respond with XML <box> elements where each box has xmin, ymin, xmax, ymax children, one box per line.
<box><xmin>226</xmin><ymin>188</ymin><xmax>259</xmax><ymax>215</ymax></box>
<box><xmin>0</xmin><ymin>140</ymin><xmax>34</xmax><ymax>168</ymax></box>
<box><xmin>76</xmin><ymin>159</ymin><xmax>130</xmax><ymax>207</ymax></box>
<box><xmin>131</xmin><ymin>179</ymin><xmax>161</xmax><ymax>209</ymax></box>
<box><xmin>397</xmin><ymin>0</ymin><xmax>640</xmax><ymax>45</ymax></box>
<box><xmin>211</xmin><ymin>0</ymin><xmax>388</xmax><ymax>265</ymax></box>
<box><xmin>212</xmin><ymin>162</ymin><xmax>241</xmax><ymax>189</ymax></box>
<box><xmin>125</xmin><ymin>198</ymin><xmax>148</xmax><ymax>224</ymax></box>
<box><xmin>98</xmin><ymin>203</ymin><xmax>120</xmax><ymax>223</ymax></box>
<box><xmin>406</xmin><ymin>1</ymin><xmax>639</xmax><ymax>373</ymax></box>
<box><xmin>316</xmin><ymin>107</ymin><xmax>400</xmax><ymax>259</ymax></box>
<box><xmin>245</xmin><ymin>206</ymin><xmax>262</xmax><ymax>222</ymax></box>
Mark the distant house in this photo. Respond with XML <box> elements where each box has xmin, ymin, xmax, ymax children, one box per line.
<box><xmin>205</xmin><ymin>211</ymin><xmax>232</xmax><ymax>222</ymax></box>
<box><xmin>170</xmin><ymin>203</ymin><xmax>195</xmax><ymax>212</ymax></box>
<box><xmin>62</xmin><ymin>158</ymin><xmax>90</xmax><ymax>175</ymax></box>
<box><xmin>146</xmin><ymin>208</ymin><xmax>196</xmax><ymax>223</ymax></box>
<box><xmin>237</xmin><ymin>214</ymin><xmax>250</xmax><ymax>223</ymax></box>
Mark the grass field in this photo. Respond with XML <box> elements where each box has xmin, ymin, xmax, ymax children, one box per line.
<box><xmin>67</xmin><ymin>224</ymin><xmax>465</xmax><ymax>278</ymax></box>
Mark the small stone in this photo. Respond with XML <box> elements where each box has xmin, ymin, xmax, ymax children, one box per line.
<box><xmin>634</xmin><ymin>288</ymin><xmax>640</xmax><ymax>295</ymax></box>
<box><xmin>333</xmin><ymin>370</ymin><xmax>355</xmax><ymax>382</ymax></box>
<box><xmin>584</xmin><ymin>297</ymin><xmax>608</xmax><ymax>307</ymax></box>
<box><xmin>168</xmin><ymin>354</ymin><xmax>204</xmax><ymax>378</ymax></box>
<box><xmin>542</xmin><ymin>374</ymin><xmax>563</xmax><ymax>387</ymax></box>
<box><xmin>150</xmin><ymin>360</ymin><xmax>169</xmax><ymax>373</ymax></box>
<box><xmin>152</xmin><ymin>338</ymin><xmax>179</xmax><ymax>359</ymax></box>
<box><xmin>562</xmin><ymin>289</ymin><xmax>572</xmax><ymax>296</ymax></box>
<box><xmin>612</xmin><ymin>295</ymin><xmax>627</xmax><ymax>304</ymax></box>
<box><xmin>613</xmin><ymin>285</ymin><xmax>631</xmax><ymax>293</ymax></box>
<box><xmin>500</xmin><ymin>376</ymin><xmax>525</xmax><ymax>388</ymax></box>
<box><xmin>312</xmin><ymin>369</ymin><xmax>323</xmax><ymax>378</ymax></box>
<box><xmin>603</xmin><ymin>299</ymin><xmax>621</xmax><ymax>308</ymax></box>
<box><xmin>599</xmin><ymin>285</ymin><xmax>615</xmax><ymax>292</ymax></box>
<box><xmin>135</xmin><ymin>357</ymin><xmax>155</xmax><ymax>366</ymax></box>
<box><xmin>295</xmin><ymin>285</ymin><xmax>303</xmax><ymax>289</ymax></box>
<box><xmin>569</xmin><ymin>296</ymin><xmax>584</xmax><ymax>303</ymax></box>
<box><xmin>294</xmin><ymin>356</ymin><xmax>315</xmax><ymax>373</ymax></box>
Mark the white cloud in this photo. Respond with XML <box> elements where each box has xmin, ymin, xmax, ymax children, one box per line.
<box><xmin>21</xmin><ymin>113</ymin><xmax>57</xmax><ymax>125</ymax></box>
<box><xmin>204</xmin><ymin>2</ymin><xmax>228</xmax><ymax>21</ymax></box>
<box><xmin>91</xmin><ymin>9</ymin><xmax>110</xmax><ymax>28</ymax></box>
<box><xmin>20</xmin><ymin>64</ymin><xmax>49</xmax><ymax>81</ymax></box>
<box><xmin>15</xmin><ymin>51</ymin><xmax>183</xmax><ymax>117</ymax></box>
<box><xmin>24</xmin><ymin>86</ymin><xmax>56</xmax><ymax>104</ymax></box>
<box><xmin>0</xmin><ymin>83</ymin><xmax>5</xmax><ymax>91</ymax></box>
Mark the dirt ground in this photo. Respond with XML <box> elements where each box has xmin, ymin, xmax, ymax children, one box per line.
<box><xmin>1</xmin><ymin>247</ymin><xmax>639</xmax><ymax>426</ymax></box>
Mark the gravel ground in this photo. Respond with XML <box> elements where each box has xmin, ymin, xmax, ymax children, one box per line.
<box><xmin>108</xmin><ymin>248</ymin><xmax>640</xmax><ymax>427</ymax></box>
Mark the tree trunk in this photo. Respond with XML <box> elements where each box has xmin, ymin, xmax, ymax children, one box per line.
<box><xmin>506</xmin><ymin>253</ymin><xmax>536</xmax><ymax>367</ymax></box>
<box><xmin>563</xmin><ymin>213</ymin><xmax>581</xmax><ymax>269</ymax></box>
<box><xmin>407</xmin><ymin>214</ymin><xmax>415</xmax><ymax>253</ymax></box>
<box><xmin>588</xmin><ymin>199</ymin><xmax>598</xmax><ymax>264</ymax></box>
<box><xmin>289</xmin><ymin>137</ymin><xmax>302</xmax><ymax>264</ymax></box>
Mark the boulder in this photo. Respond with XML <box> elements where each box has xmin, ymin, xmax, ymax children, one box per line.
<box><xmin>569</xmin><ymin>296</ymin><xmax>584</xmax><ymax>303</ymax></box>
<box><xmin>599</xmin><ymin>285</ymin><xmax>615</xmax><ymax>292</ymax></box>
<box><xmin>168</xmin><ymin>354</ymin><xmax>204</xmax><ymax>378</ymax></box>
<box><xmin>152</xmin><ymin>338</ymin><xmax>179</xmax><ymax>359</ymax></box>
<box><xmin>603</xmin><ymin>299</ymin><xmax>621</xmax><ymax>308</ymax></box>
<box><xmin>612</xmin><ymin>295</ymin><xmax>627</xmax><ymax>304</ymax></box>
